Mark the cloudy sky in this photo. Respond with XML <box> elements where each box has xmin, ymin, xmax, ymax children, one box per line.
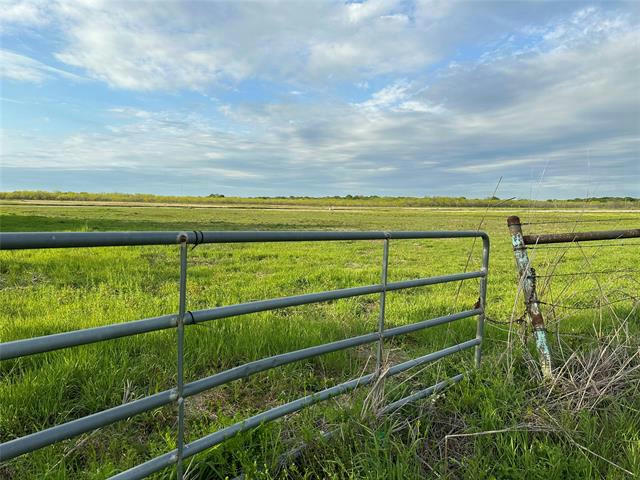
<box><xmin>1</xmin><ymin>0</ymin><xmax>638</xmax><ymax>198</ymax></box>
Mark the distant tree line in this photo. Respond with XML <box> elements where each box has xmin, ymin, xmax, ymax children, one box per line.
<box><xmin>1</xmin><ymin>190</ymin><xmax>638</xmax><ymax>209</ymax></box>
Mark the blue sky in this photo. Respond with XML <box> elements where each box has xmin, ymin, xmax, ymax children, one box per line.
<box><xmin>1</xmin><ymin>0</ymin><xmax>638</xmax><ymax>198</ymax></box>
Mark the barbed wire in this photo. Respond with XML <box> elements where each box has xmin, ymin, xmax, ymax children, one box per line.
<box><xmin>543</xmin><ymin>329</ymin><xmax>593</xmax><ymax>339</ymax></box>
<box><xmin>485</xmin><ymin>312</ymin><xmax>526</xmax><ymax>326</ymax></box>
<box><xmin>485</xmin><ymin>312</ymin><xmax>588</xmax><ymax>338</ymax></box>
<box><xmin>486</xmin><ymin>288</ymin><xmax>638</xmax><ymax>328</ymax></box>
<box><xmin>538</xmin><ymin>297</ymin><xmax>637</xmax><ymax>310</ymax></box>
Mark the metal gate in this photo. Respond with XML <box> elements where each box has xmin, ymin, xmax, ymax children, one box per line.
<box><xmin>0</xmin><ymin>230</ymin><xmax>490</xmax><ymax>479</ymax></box>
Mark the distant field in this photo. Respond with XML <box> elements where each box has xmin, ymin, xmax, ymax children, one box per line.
<box><xmin>1</xmin><ymin>189</ymin><xmax>639</xmax><ymax>209</ymax></box>
<box><xmin>1</xmin><ymin>203</ymin><xmax>639</xmax><ymax>479</ymax></box>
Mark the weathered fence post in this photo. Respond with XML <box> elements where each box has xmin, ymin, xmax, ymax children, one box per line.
<box><xmin>507</xmin><ymin>216</ymin><xmax>552</xmax><ymax>379</ymax></box>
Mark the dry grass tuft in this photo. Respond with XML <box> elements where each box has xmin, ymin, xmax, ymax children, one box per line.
<box><xmin>545</xmin><ymin>335</ymin><xmax>640</xmax><ymax>413</ymax></box>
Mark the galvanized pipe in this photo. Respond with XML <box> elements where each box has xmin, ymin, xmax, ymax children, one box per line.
<box><xmin>380</xmin><ymin>373</ymin><xmax>464</xmax><ymax>413</ymax></box>
<box><xmin>0</xmin><ymin>389</ymin><xmax>175</xmax><ymax>462</ymax></box>
<box><xmin>0</xmin><ymin>314</ymin><xmax>178</xmax><ymax>361</ymax></box>
<box><xmin>507</xmin><ymin>216</ymin><xmax>552</xmax><ymax>378</ymax></box>
<box><xmin>185</xmin><ymin>308</ymin><xmax>481</xmax><ymax>398</ymax></box>
<box><xmin>0</xmin><ymin>309</ymin><xmax>481</xmax><ymax>462</ymax></box>
<box><xmin>386</xmin><ymin>338</ymin><xmax>479</xmax><ymax>376</ymax></box>
<box><xmin>176</xmin><ymin>238</ymin><xmax>187</xmax><ymax>480</ymax></box>
<box><xmin>190</xmin><ymin>271</ymin><xmax>485</xmax><ymax>324</ymax></box>
<box><xmin>0</xmin><ymin>230</ymin><xmax>489</xmax><ymax>250</ymax></box>
<box><xmin>376</xmin><ymin>238</ymin><xmax>390</xmax><ymax>373</ymax></box>
<box><xmin>1</xmin><ymin>271</ymin><xmax>484</xmax><ymax>361</ymax></box>
<box><xmin>382</xmin><ymin>309</ymin><xmax>482</xmax><ymax>339</ymax></box>
<box><xmin>110</xmin><ymin>338</ymin><xmax>479</xmax><ymax>480</ymax></box>
<box><xmin>238</xmin><ymin>372</ymin><xmax>466</xmax><ymax>480</ymax></box>
<box><xmin>183</xmin><ymin>373</ymin><xmax>377</xmax><ymax>461</ymax></box>
<box><xmin>475</xmin><ymin>235</ymin><xmax>490</xmax><ymax>367</ymax></box>
<box><xmin>109</xmin><ymin>449</ymin><xmax>176</xmax><ymax>480</ymax></box>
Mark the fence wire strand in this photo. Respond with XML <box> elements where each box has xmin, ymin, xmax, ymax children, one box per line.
<box><xmin>538</xmin><ymin>297</ymin><xmax>638</xmax><ymax>311</ymax></box>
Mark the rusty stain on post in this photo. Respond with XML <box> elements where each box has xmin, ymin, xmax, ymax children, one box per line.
<box><xmin>507</xmin><ymin>216</ymin><xmax>552</xmax><ymax>379</ymax></box>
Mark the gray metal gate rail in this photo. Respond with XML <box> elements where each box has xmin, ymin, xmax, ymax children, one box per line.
<box><xmin>0</xmin><ymin>230</ymin><xmax>490</xmax><ymax>479</ymax></box>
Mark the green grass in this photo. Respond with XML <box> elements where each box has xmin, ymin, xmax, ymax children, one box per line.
<box><xmin>1</xmin><ymin>203</ymin><xmax>639</xmax><ymax>479</ymax></box>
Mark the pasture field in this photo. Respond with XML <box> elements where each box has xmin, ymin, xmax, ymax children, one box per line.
<box><xmin>1</xmin><ymin>202</ymin><xmax>639</xmax><ymax>479</ymax></box>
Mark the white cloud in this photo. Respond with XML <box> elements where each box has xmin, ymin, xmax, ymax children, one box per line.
<box><xmin>198</xmin><ymin>167</ymin><xmax>261</xmax><ymax>179</ymax></box>
<box><xmin>4</xmin><ymin>1</ymin><xmax>630</xmax><ymax>94</ymax></box>
<box><xmin>395</xmin><ymin>101</ymin><xmax>445</xmax><ymax>114</ymax></box>
<box><xmin>0</xmin><ymin>49</ymin><xmax>84</xmax><ymax>83</ymax></box>
<box><xmin>2</xmin><ymin>2</ymin><xmax>639</xmax><ymax>197</ymax></box>
<box><xmin>3</xmin><ymin>107</ymin><xmax>266</xmax><ymax>177</ymax></box>
<box><xmin>356</xmin><ymin>80</ymin><xmax>410</xmax><ymax>110</ymax></box>
<box><xmin>0</xmin><ymin>0</ymin><xmax>443</xmax><ymax>90</ymax></box>
<box><xmin>355</xmin><ymin>81</ymin><xmax>445</xmax><ymax>115</ymax></box>
<box><xmin>0</xmin><ymin>0</ymin><xmax>50</xmax><ymax>29</ymax></box>
<box><xmin>346</xmin><ymin>0</ymin><xmax>402</xmax><ymax>24</ymax></box>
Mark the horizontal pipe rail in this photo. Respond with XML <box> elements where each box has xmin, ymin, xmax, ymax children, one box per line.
<box><xmin>523</xmin><ymin>228</ymin><xmax>640</xmax><ymax>245</ymax></box>
<box><xmin>1</xmin><ymin>272</ymin><xmax>485</xmax><ymax>360</ymax></box>
<box><xmin>0</xmin><ymin>309</ymin><xmax>481</xmax><ymax>462</ymax></box>
<box><xmin>190</xmin><ymin>272</ymin><xmax>485</xmax><ymax>323</ymax></box>
<box><xmin>110</xmin><ymin>338</ymin><xmax>479</xmax><ymax>480</ymax></box>
<box><xmin>0</xmin><ymin>230</ymin><xmax>488</xmax><ymax>250</ymax></box>
<box><xmin>233</xmin><ymin>372</ymin><xmax>464</xmax><ymax>480</ymax></box>
<box><xmin>383</xmin><ymin>308</ymin><xmax>481</xmax><ymax>339</ymax></box>
<box><xmin>380</xmin><ymin>373</ymin><xmax>464</xmax><ymax>413</ymax></box>
<box><xmin>185</xmin><ymin>308</ymin><xmax>480</xmax><ymax>398</ymax></box>
<box><xmin>0</xmin><ymin>314</ymin><xmax>177</xmax><ymax>361</ymax></box>
<box><xmin>0</xmin><ymin>390</ymin><xmax>175</xmax><ymax>462</ymax></box>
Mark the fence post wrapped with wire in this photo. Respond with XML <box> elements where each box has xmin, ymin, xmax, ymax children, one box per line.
<box><xmin>507</xmin><ymin>216</ymin><xmax>552</xmax><ymax>379</ymax></box>
<box><xmin>506</xmin><ymin>215</ymin><xmax>640</xmax><ymax>380</ymax></box>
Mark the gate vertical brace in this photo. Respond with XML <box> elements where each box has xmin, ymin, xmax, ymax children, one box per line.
<box><xmin>176</xmin><ymin>235</ymin><xmax>188</xmax><ymax>479</ymax></box>
<box><xmin>376</xmin><ymin>238</ymin><xmax>390</xmax><ymax>374</ymax></box>
<box><xmin>474</xmin><ymin>236</ymin><xmax>489</xmax><ymax>368</ymax></box>
<box><xmin>507</xmin><ymin>217</ymin><xmax>552</xmax><ymax>379</ymax></box>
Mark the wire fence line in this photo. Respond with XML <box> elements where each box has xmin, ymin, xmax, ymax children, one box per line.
<box><xmin>538</xmin><ymin>297</ymin><xmax>638</xmax><ymax>311</ymax></box>
<box><xmin>505</xmin><ymin>214</ymin><xmax>639</xmax><ymax>377</ymax></box>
